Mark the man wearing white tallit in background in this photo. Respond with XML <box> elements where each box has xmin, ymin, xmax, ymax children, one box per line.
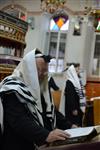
<box><xmin>59</xmin><ymin>63</ymin><xmax>86</xmax><ymax>127</ymax></box>
<box><xmin>0</xmin><ymin>49</ymin><xmax>76</xmax><ymax>150</ymax></box>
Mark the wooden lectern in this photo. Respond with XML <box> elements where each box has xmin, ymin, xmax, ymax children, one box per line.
<box><xmin>39</xmin><ymin>141</ymin><xmax>100</xmax><ymax>150</ymax></box>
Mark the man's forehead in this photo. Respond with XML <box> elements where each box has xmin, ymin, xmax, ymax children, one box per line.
<box><xmin>36</xmin><ymin>58</ymin><xmax>48</xmax><ymax>69</ymax></box>
<box><xmin>36</xmin><ymin>57</ymin><xmax>46</xmax><ymax>63</ymax></box>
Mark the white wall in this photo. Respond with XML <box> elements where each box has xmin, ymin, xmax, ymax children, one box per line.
<box><xmin>24</xmin><ymin>13</ymin><xmax>51</xmax><ymax>55</ymax></box>
<box><xmin>64</xmin><ymin>16</ymin><xmax>94</xmax><ymax>76</ymax></box>
<box><xmin>24</xmin><ymin>15</ymin><xmax>42</xmax><ymax>54</ymax></box>
<box><xmin>83</xmin><ymin>23</ymin><xmax>95</xmax><ymax>76</ymax></box>
<box><xmin>65</xmin><ymin>17</ymin><xmax>86</xmax><ymax>65</ymax></box>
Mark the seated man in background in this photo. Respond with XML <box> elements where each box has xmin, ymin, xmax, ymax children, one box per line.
<box><xmin>0</xmin><ymin>49</ymin><xmax>77</xmax><ymax>150</ymax></box>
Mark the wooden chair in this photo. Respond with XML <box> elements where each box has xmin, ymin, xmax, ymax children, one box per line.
<box><xmin>83</xmin><ymin>100</ymin><xmax>94</xmax><ymax>126</ymax></box>
<box><xmin>93</xmin><ymin>98</ymin><xmax>100</xmax><ymax>125</ymax></box>
<box><xmin>51</xmin><ymin>90</ymin><xmax>62</xmax><ymax>110</ymax></box>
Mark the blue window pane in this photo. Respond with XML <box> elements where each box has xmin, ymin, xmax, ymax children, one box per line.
<box><xmin>53</xmin><ymin>24</ymin><xmax>59</xmax><ymax>31</ymax></box>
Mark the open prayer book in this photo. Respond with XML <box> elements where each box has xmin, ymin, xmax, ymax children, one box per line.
<box><xmin>50</xmin><ymin>126</ymin><xmax>100</xmax><ymax>146</ymax></box>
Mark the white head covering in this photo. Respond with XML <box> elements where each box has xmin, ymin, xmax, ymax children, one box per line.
<box><xmin>13</xmin><ymin>49</ymin><xmax>42</xmax><ymax>110</ymax></box>
<box><xmin>66</xmin><ymin>65</ymin><xmax>81</xmax><ymax>89</ymax></box>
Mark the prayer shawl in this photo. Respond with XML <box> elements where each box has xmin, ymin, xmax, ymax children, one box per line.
<box><xmin>0</xmin><ymin>49</ymin><xmax>56</xmax><ymax>128</ymax></box>
<box><xmin>59</xmin><ymin>65</ymin><xmax>86</xmax><ymax>116</ymax></box>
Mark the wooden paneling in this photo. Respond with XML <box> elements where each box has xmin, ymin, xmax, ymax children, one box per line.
<box><xmin>85</xmin><ymin>77</ymin><xmax>100</xmax><ymax>126</ymax></box>
<box><xmin>93</xmin><ymin>99</ymin><xmax>100</xmax><ymax>125</ymax></box>
<box><xmin>85</xmin><ymin>77</ymin><xmax>100</xmax><ymax>100</ymax></box>
<box><xmin>0</xmin><ymin>10</ymin><xmax>28</xmax><ymax>49</ymax></box>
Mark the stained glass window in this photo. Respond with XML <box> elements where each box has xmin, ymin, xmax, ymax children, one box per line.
<box><xmin>96</xmin><ymin>19</ymin><xmax>100</xmax><ymax>31</ymax></box>
<box><xmin>93</xmin><ymin>13</ymin><xmax>100</xmax><ymax>32</ymax></box>
<box><xmin>50</xmin><ymin>14</ymin><xmax>69</xmax><ymax>31</ymax></box>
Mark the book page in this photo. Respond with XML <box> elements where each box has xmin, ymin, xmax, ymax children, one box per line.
<box><xmin>64</xmin><ymin>126</ymin><xmax>94</xmax><ymax>138</ymax></box>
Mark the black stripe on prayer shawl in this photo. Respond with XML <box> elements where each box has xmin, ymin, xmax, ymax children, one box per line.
<box><xmin>16</xmin><ymin>91</ymin><xmax>37</xmax><ymax>105</ymax></box>
<box><xmin>3</xmin><ymin>81</ymin><xmax>26</xmax><ymax>88</ymax></box>
<box><xmin>46</xmin><ymin>111</ymin><xmax>53</xmax><ymax>114</ymax></box>
<box><xmin>3</xmin><ymin>77</ymin><xmax>27</xmax><ymax>88</ymax></box>
<box><xmin>32</xmin><ymin>111</ymin><xmax>43</xmax><ymax>126</ymax></box>
<box><xmin>20</xmin><ymin>87</ymin><xmax>34</xmax><ymax>98</ymax></box>
<box><xmin>3</xmin><ymin>78</ymin><xmax>15</xmax><ymax>83</ymax></box>
<box><xmin>47</xmin><ymin>117</ymin><xmax>53</xmax><ymax>120</ymax></box>
<box><xmin>3</xmin><ymin>78</ymin><xmax>19</xmax><ymax>84</ymax></box>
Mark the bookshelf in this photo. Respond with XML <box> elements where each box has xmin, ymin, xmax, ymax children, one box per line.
<box><xmin>0</xmin><ymin>10</ymin><xmax>28</xmax><ymax>81</ymax></box>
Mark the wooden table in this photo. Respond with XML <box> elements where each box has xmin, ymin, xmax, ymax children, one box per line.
<box><xmin>39</xmin><ymin>135</ymin><xmax>100</xmax><ymax>150</ymax></box>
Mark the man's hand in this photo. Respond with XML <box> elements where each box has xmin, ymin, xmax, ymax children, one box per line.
<box><xmin>46</xmin><ymin>129</ymin><xmax>70</xmax><ymax>143</ymax></box>
<box><xmin>71</xmin><ymin>124</ymin><xmax>78</xmax><ymax>128</ymax></box>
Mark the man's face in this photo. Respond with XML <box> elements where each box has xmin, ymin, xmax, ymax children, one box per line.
<box><xmin>36</xmin><ymin>57</ymin><xmax>48</xmax><ymax>82</ymax></box>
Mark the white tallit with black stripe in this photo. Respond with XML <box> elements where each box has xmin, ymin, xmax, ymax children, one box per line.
<box><xmin>0</xmin><ymin>49</ymin><xmax>55</xmax><ymax>128</ymax></box>
<box><xmin>66</xmin><ymin>65</ymin><xmax>86</xmax><ymax>113</ymax></box>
